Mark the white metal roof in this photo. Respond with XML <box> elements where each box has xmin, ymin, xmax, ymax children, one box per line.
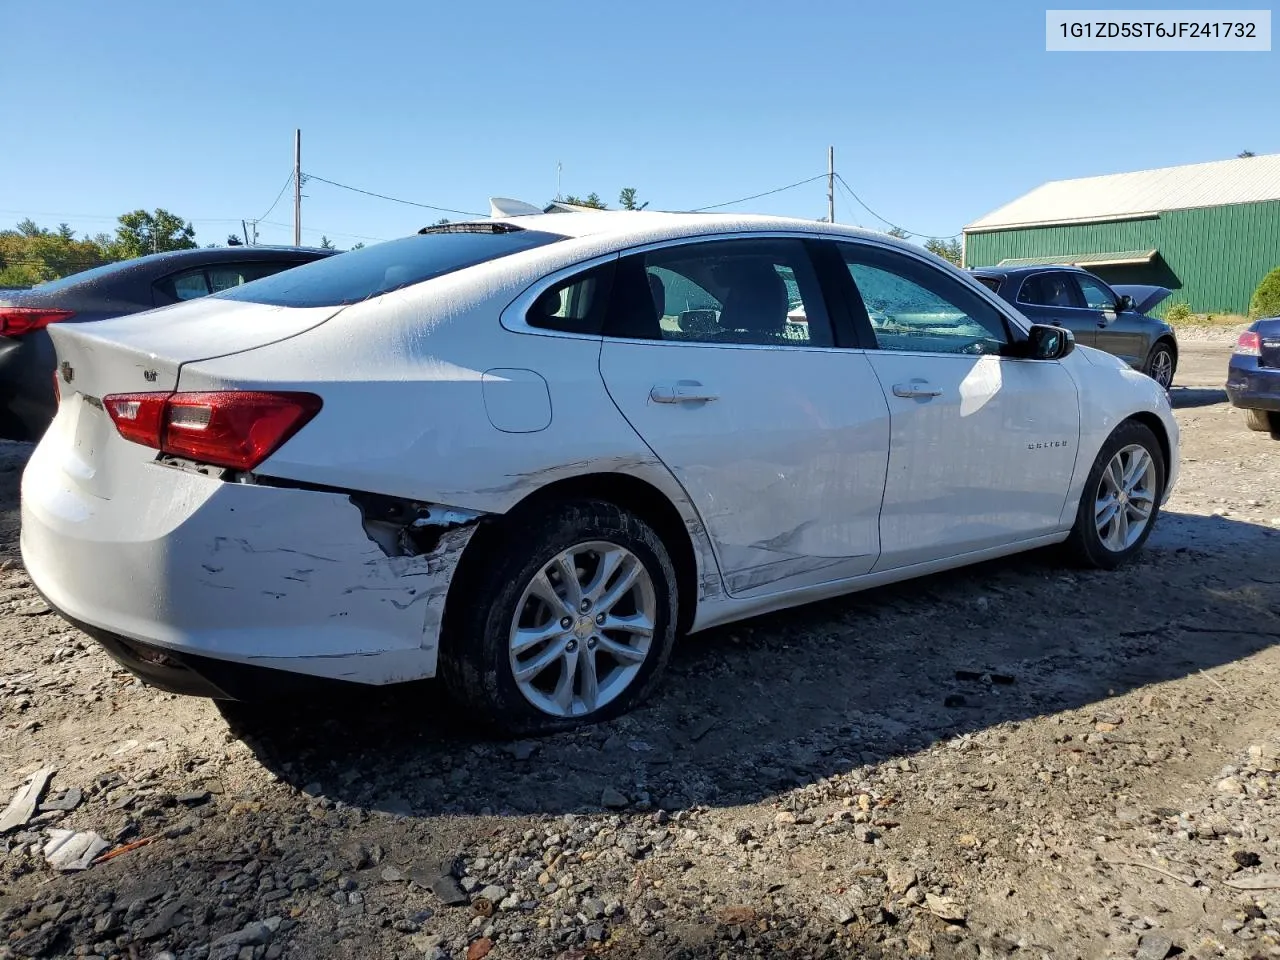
<box><xmin>966</xmin><ymin>153</ymin><xmax>1280</xmax><ymax>232</ymax></box>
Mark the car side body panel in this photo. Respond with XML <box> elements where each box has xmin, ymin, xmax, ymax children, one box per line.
<box><xmin>21</xmin><ymin>214</ymin><xmax>1182</xmax><ymax>690</ymax></box>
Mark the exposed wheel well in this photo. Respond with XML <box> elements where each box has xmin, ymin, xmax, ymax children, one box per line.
<box><xmin>1123</xmin><ymin>412</ymin><xmax>1172</xmax><ymax>476</ymax></box>
<box><xmin>451</xmin><ymin>473</ymin><xmax>700</xmax><ymax>636</ymax></box>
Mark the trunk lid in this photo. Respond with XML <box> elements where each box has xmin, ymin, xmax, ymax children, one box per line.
<box><xmin>1110</xmin><ymin>284</ymin><xmax>1172</xmax><ymax>316</ymax></box>
<box><xmin>47</xmin><ymin>297</ymin><xmax>344</xmax><ymax>400</ymax></box>
<box><xmin>43</xmin><ymin>297</ymin><xmax>344</xmax><ymax>500</ymax></box>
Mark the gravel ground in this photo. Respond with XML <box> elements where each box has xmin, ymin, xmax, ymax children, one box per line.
<box><xmin>3</xmin><ymin>339</ymin><xmax>1279</xmax><ymax>960</ymax></box>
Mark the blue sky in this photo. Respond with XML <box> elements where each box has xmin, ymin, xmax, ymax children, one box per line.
<box><xmin>3</xmin><ymin>1</ymin><xmax>1276</xmax><ymax>249</ymax></box>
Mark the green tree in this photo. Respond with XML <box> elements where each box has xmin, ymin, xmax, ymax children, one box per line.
<box><xmin>563</xmin><ymin>192</ymin><xmax>607</xmax><ymax>209</ymax></box>
<box><xmin>113</xmin><ymin>208</ymin><xmax>196</xmax><ymax>259</ymax></box>
<box><xmin>226</xmin><ymin>234</ymin><xmax>244</xmax><ymax>246</ymax></box>
<box><xmin>1250</xmin><ymin>266</ymin><xmax>1280</xmax><ymax>319</ymax></box>
<box><xmin>886</xmin><ymin>227</ymin><xmax>910</xmax><ymax>240</ymax></box>
<box><xmin>924</xmin><ymin>237</ymin><xmax>963</xmax><ymax>266</ymax></box>
<box><xmin>0</xmin><ymin>219</ymin><xmax>116</xmax><ymax>286</ymax></box>
<box><xmin>619</xmin><ymin>187</ymin><xmax>648</xmax><ymax>211</ymax></box>
<box><xmin>1239</xmin><ymin>150</ymin><xmax>1257</xmax><ymax>158</ymax></box>
<box><xmin>350</xmin><ymin>242</ymin><xmax>365</xmax><ymax>251</ymax></box>
<box><xmin>319</xmin><ymin>235</ymin><xmax>336</xmax><ymax>250</ymax></box>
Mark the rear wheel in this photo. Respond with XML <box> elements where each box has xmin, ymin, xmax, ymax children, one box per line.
<box><xmin>1064</xmin><ymin>420</ymin><xmax>1165</xmax><ymax>569</ymax></box>
<box><xmin>439</xmin><ymin>500</ymin><xmax>678</xmax><ymax>735</ymax></box>
<box><xmin>1143</xmin><ymin>341</ymin><xmax>1176</xmax><ymax>390</ymax></box>
<box><xmin>1244</xmin><ymin>408</ymin><xmax>1279</xmax><ymax>433</ymax></box>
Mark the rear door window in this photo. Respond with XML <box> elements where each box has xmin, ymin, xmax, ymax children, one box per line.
<box><xmin>603</xmin><ymin>238</ymin><xmax>834</xmax><ymax>347</ymax></box>
<box><xmin>215</xmin><ymin>228</ymin><xmax>565</xmax><ymax>307</ymax></box>
<box><xmin>1018</xmin><ymin>272</ymin><xmax>1081</xmax><ymax>308</ymax></box>
<box><xmin>206</xmin><ymin>262</ymin><xmax>298</xmax><ymax>293</ymax></box>
<box><xmin>160</xmin><ymin>268</ymin><xmax>213</xmax><ymax>302</ymax></box>
<box><xmin>156</xmin><ymin>261</ymin><xmax>310</xmax><ymax>305</ymax></box>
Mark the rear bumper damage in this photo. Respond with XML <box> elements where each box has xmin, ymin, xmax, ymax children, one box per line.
<box><xmin>21</xmin><ymin>437</ymin><xmax>482</xmax><ymax>694</ymax></box>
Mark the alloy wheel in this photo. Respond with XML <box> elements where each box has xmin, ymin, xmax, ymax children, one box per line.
<box><xmin>1150</xmin><ymin>349</ymin><xmax>1174</xmax><ymax>389</ymax></box>
<box><xmin>508</xmin><ymin>541</ymin><xmax>657</xmax><ymax>718</ymax></box>
<box><xmin>1095</xmin><ymin>443</ymin><xmax>1157</xmax><ymax>552</ymax></box>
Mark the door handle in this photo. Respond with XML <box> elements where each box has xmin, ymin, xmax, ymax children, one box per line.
<box><xmin>892</xmin><ymin>381</ymin><xmax>943</xmax><ymax>399</ymax></box>
<box><xmin>650</xmin><ymin>380</ymin><xmax>719</xmax><ymax>404</ymax></box>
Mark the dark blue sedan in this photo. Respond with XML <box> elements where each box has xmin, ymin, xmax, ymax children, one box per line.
<box><xmin>1226</xmin><ymin>317</ymin><xmax>1280</xmax><ymax>435</ymax></box>
<box><xmin>0</xmin><ymin>246</ymin><xmax>336</xmax><ymax>442</ymax></box>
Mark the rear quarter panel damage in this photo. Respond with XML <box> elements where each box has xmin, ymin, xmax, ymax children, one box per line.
<box><xmin>180</xmin><ymin>486</ymin><xmax>479</xmax><ymax>683</ymax></box>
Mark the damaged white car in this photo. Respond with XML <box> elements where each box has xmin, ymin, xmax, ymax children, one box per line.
<box><xmin>21</xmin><ymin>208</ymin><xmax>1179</xmax><ymax>732</ymax></box>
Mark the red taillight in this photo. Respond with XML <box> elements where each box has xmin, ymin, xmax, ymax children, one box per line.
<box><xmin>0</xmin><ymin>308</ymin><xmax>75</xmax><ymax>337</ymax></box>
<box><xmin>102</xmin><ymin>391</ymin><xmax>322</xmax><ymax>471</ymax></box>
<box><xmin>103</xmin><ymin>393</ymin><xmax>169</xmax><ymax>448</ymax></box>
<box><xmin>1235</xmin><ymin>331</ymin><xmax>1262</xmax><ymax>357</ymax></box>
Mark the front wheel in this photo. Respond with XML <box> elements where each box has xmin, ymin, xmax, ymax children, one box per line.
<box><xmin>1064</xmin><ymin>420</ymin><xmax>1166</xmax><ymax>569</ymax></box>
<box><xmin>439</xmin><ymin>500</ymin><xmax>678</xmax><ymax>735</ymax></box>
<box><xmin>1143</xmin><ymin>342</ymin><xmax>1176</xmax><ymax>390</ymax></box>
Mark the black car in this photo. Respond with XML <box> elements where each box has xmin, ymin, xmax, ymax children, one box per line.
<box><xmin>0</xmin><ymin>246</ymin><xmax>337</xmax><ymax>441</ymax></box>
<box><xmin>970</xmin><ymin>265</ymin><xmax>1177</xmax><ymax>389</ymax></box>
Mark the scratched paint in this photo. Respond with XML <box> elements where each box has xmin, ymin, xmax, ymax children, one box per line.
<box><xmin>21</xmin><ymin>434</ymin><xmax>472</xmax><ymax>685</ymax></box>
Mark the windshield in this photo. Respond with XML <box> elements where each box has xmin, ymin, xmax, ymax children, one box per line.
<box><xmin>215</xmin><ymin>229</ymin><xmax>566</xmax><ymax>308</ymax></box>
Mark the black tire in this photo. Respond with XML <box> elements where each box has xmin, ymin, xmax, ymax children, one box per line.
<box><xmin>1064</xmin><ymin>419</ymin><xmax>1166</xmax><ymax>570</ymax></box>
<box><xmin>1244</xmin><ymin>408</ymin><xmax>1278</xmax><ymax>434</ymax></box>
<box><xmin>438</xmin><ymin>499</ymin><xmax>678</xmax><ymax>735</ymax></box>
<box><xmin>1142</xmin><ymin>340</ymin><xmax>1177</xmax><ymax>390</ymax></box>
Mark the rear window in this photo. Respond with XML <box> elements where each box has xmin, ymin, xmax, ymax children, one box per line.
<box><xmin>29</xmin><ymin>258</ymin><xmax>137</xmax><ymax>293</ymax></box>
<box><xmin>214</xmin><ymin>229</ymin><xmax>566</xmax><ymax>307</ymax></box>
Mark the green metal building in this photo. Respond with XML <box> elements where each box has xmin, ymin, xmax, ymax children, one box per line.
<box><xmin>963</xmin><ymin>154</ymin><xmax>1280</xmax><ymax>315</ymax></box>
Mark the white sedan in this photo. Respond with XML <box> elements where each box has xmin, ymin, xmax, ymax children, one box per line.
<box><xmin>21</xmin><ymin>209</ymin><xmax>1179</xmax><ymax>733</ymax></box>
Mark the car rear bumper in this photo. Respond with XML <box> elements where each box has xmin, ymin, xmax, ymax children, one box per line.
<box><xmin>20</xmin><ymin>414</ymin><xmax>476</xmax><ymax>693</ymax></box>
<box><xmin>43</xmin><ymin>600</ymin><xmax>363</xmax><ymax>700</ymax></box>
<box><xmin>1226</xmin><ymin>357</ymin><xmax>1280</xmax><ymax>412</ymax></box>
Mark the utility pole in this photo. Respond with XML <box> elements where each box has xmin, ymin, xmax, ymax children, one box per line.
<box><xmin>556</xmin><ymin>161</ymin><xmax>562</xmax><ymax>201</ymax></box>
<box><xmin>293</xmin><ymin>128</ymin><xmax>302</xmax><ymax>247</ymax></box>
<box><xmin>241</xmin><ymin>220</ymin><xmax>250</xmax><ymax>246</ymax></box>
<box><xmin>827</xmin><ymin>146</ymin><xmax>835</xmax><ymax>224</ymax></box>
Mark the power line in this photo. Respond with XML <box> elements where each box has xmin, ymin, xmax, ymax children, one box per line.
<box><xmin>689</xmin><ymin>174</ymin><xmax>829</xmax><ymax>212</ymax></box>
<box><xmin>254</xmin><ymin>171</ymin><xmax>295</xmax><ymax>223</ymax></box>
<box><xmin>305</xmin><ymin>175</ymin><xmax>486</xmax><ymax>218</ymax></box>
<box><xmin>258</xmin><ymin>220</ymin><xmax>388</xmax><ymax>243</ymax></box>
<box><xmin>834</xmin><ymin>174</ymin><xmax>959</xmax><ymax>240</ymax></box>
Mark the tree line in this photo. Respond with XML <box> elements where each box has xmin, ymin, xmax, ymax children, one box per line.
<box><xmin>0</xmin><ymin>209</ymin><xmax>197</xmax><ymax>288</ymax></box>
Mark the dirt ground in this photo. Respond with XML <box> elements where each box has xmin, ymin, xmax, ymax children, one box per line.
<box><xmin>2</xmin><ymin>339</ymin><xmax>1278</xmax><ymax>960</ymax></box>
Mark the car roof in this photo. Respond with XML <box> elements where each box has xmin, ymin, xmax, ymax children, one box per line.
<box><xmin>970</xmin><ymin>264</ymin><xmax>1093</xmax><ymax>279</ymax></box>
<box><xmin>474</xmin><ymin>210</ymin><xmax>928</xmax><ymax>252</ymax></box>
<box><xmin>129</xmin><ymin>245</ymin><xmax>338</xmax><ymax>264</ymax></box>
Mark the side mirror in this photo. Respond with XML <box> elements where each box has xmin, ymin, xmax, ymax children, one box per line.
<box><xmin>1116</xmin><ymin>294</ymin><xmax>1134</xmax><ymax>313</ymax></box>
<box><xmin>1025</xmin><ymin>323</ymin><xmax>1075</xmax><ymax>360</ymax></box>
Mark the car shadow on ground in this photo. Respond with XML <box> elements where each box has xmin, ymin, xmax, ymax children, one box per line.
<box><xmin>220</xmin><ymin>510</ymin><xmax>1280</xmax><ymax>819</ymax></box>
<box><xmin>1170</xmin><ymin>386</ymin><xmax>1227</xmax><ymax>409</ymax></box>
